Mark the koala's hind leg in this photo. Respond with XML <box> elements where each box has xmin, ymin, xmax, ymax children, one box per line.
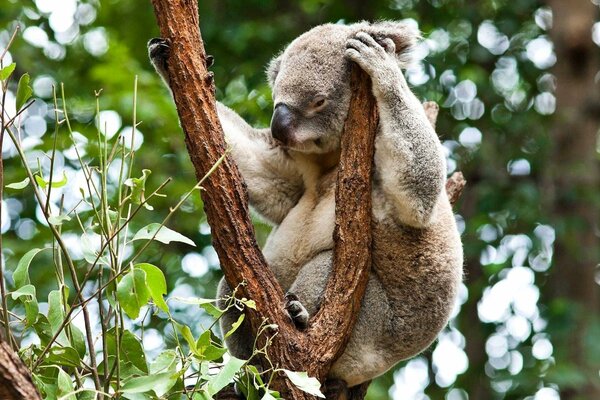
<box><xmin>217</xmin><ymin>278</ymin><xmax>254</xmax><ymax>360</ymax></box>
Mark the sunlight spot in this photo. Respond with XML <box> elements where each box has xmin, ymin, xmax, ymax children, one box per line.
<box><xmin>526</xmin><ymin>37</ymin><xmax>556</xmax><ymax>69</ymax></box>
<box><xmin>96</xmin><ymin>110</ymin><xmax>122</xmax><ymax>140</ymax></box>
<box><xmin>182</xmin><ymin>252</ymin><xmax>209</xmax><ymax>277</ymax></box>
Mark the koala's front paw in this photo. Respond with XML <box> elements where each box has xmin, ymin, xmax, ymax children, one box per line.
<box><xmin>345</xmin><ymin>32</ymin><xmax>397</xmax><ymax>79</ymax></box>
<box><xmin>285</xmin><ymin>293</ymin><xmax>309</xmax><ymax>330</ymax></box>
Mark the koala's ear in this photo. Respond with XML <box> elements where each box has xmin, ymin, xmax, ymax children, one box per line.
<box><xmin>364</xmin><ymin>21</ymin><xmax>420</xmax><ymax>66</ymax></box>
<box><xmin>266</xmin><ymin>54</ymin><xmax>282</xmax><ymax>87</ymax></box>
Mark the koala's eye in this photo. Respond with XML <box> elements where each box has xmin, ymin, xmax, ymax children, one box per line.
<box><xmin>311</xmin><ymin>97</ymin><xmax>327</xmax><ymax>110</ymax></box>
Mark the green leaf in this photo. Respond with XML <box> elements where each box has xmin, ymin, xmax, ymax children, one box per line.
<box><xmin>13</xmin><ymin>248</ymin><xmax>48</xmax><ymax>288</ymax></box>
<box><xmin>16</xmin><ymin>72</ymin><xmax>32</xmax><ymax>110</ymax></box>
<box><xmin>136</xmin><ymin>263</ymin><xmax>169</xmax><ymax>313</ymax></box>
<box><xmin>116</xmin><ymin>268</ymin><xmax>150</xmax><ymax>319</ymax></box>
<box><xmin>10</xmin><ymin>284</ymin><xmax>38</xmax><ymax>327</ymax></box>
<box><xmin>132</xmin><ymin>223</ymin><xmax>195</xmax><ymax>247</ymax></box>
<box><xmin>47</xmin><ymin>290</ymin><xmax>70</xmax><ymax>347</ymax></box>
<box><xmin>178</xmin><ymin>324</ymin><xmax>197</xmax><ymax>354</ymax></box>
<box><xmin>202</xmin><ymin>345</ymin><xmax>227</xmax><ymax>362</ymax></box>
<box><xmin>282</xmin><ymin>370</ymin><xmax>324</xmax><ymax>398</ymax></box>
<box><xmin>0</xmin><ymin>62</ymin><xmax>16</xmax><ymax>80</ymax></box>
<box><xmin>70</xmin><ymin>325</ymin><xmax>86</xmax><ymax>359</ymax></box>
<box><xmin>225</xmin><ymin>313</ymin><xmax>245</xmax><ymax>338</ymax></box>
<box><xmin>125</xmin><ymin>169</ymin><xmax>152</xmax><ymax>209</ymax></box>
<box><xmin>56</xmin><ymin>368</ymin><xmax>75</xmax><ymax>400</ymax></box>
<box><xmin>121</xmin><ymin>372</ymin><xmax>174</xmax><ymax>394</ymax></box>
<box><xmin>6</xmin><ymin>177</ymin><xmax>30</xmax><ymax>189</ymax></box>
<box><xmin>48</xmin><ymin>214</ymin><xmax>71</xmax><ymax>226</ymax></box>
<box><xmin>170</xmin><ymin>296</ymin><xmax>217</xmax><ymax>306</ymax></box>
<box><xmin>34</xmin><ymin>314</ymin><xmax>54</xmax><ymax>346</ymax></box>
<box><xmin>34</xmin><ymin>171</ymin><xmax>68</xmax><ymax>189</ymax></box>
<box><xmin>207</xmin><ymin>356</ymin><xmax>246</xmax><ymax>395</ymax></box>
<box><xmin>46</xmin><ymin>346</ymin><xmax>82</xmax><ymax>368</ymax></box>
<box><xmin>149</xmin><ymin>350</ymin><xmax>178</xmax><ymax>374</ymax></box>
<box><xmin>115</xmin><ymin>329</ymin><xmax>148</xmax><ymax>374</ymax></box>
<box><xmin>201</xmin><ymin>302</ymin><xmax>224</xmax><ymax>319</ymax></box>
<box><xmin>241</xmin><ymin>299</ymin><xmax>256</xmax><ymax>310</ymax></box>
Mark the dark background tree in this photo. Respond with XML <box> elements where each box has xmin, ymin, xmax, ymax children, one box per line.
<box><xmin>0</xmin><ymin>0</ymin><xmax>598</xmax><ymax>398</ymax></box>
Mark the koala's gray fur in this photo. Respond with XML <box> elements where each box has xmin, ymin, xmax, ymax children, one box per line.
<box><xmin>149</xmin><ymin>20</ymin><xmax>463</xmax><ymax>387</ymax></box>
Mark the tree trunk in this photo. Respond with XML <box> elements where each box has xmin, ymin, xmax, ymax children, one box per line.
<box><xmin>0</xmin><ymin>341</ymin><xmax>41</xmax><ymax>400</ymax></box>
<box><xmin>149</xmin><ymin>1</ymin><xmax>377</xmax><ymax>397</ymax></box>
<box><xmin>149</xmin><ymin>1</ymin><xmax>465</xmax><ymax>398</ymax></box>
<box><xmin>546</xmin><ymin>0</ymin><xmax>600</xmax><ymax>398</ymax></box>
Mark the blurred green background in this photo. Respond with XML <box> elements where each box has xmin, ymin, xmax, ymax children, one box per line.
<box><xmin>1</xmin><ymin>0</ymin><xmax>599</xmax><ymax>399</ymax></box>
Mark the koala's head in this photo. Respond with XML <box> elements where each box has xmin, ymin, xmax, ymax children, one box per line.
<box><xmin>266</xmin><ymin>21</ymin><xmax>417</xmax><ymax>154</ymax></box>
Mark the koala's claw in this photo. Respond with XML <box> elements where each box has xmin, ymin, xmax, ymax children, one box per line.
<box><xmin>285</xmin><ymin>293</ymin><xmax>309</xmax><ymax>329</ymax></box>
<box><xmin>148</xmin><ymin>38</ymin><xmax>170</xmax><ymax>60</ymax></box>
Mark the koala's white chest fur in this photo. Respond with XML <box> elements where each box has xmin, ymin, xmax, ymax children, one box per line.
<box><xmin>262</xmin><ymin>185</ymin><xmax>336</xmax><ymax>290</ymax></box>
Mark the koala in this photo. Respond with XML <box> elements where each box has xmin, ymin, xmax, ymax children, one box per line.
<box><xmin>149</xmin><ymin>21</ymin><xmax>463</xmax><ymax>388</ymax></box>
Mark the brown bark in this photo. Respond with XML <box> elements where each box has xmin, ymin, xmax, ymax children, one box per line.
<box><xmin>150</xmin><ymin>1</ymin><xmax>376</xmax><ymax>397</ymax></box>
<box><xmin>546</xmin><ymin>1</ymin><xmax>600</xmax><ymax>398</ymax></box>
<box><xmin>150</xmin><ymin>1</ymin><xmax>465</xmax><ymax>399</ymax></box>
<box><xmin>0</xmin><ymin>341</ymin><xmax>41</xmax><ymax>400</ymax></box>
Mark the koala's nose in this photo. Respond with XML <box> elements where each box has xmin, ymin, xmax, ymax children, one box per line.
<box><xmin>271</xmin><ymin>103</ymin><xmax>295</xmax><ymax>145</ymax></box>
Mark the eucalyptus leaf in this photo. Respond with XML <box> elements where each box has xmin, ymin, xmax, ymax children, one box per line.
<box><xmin>10</xmin><ymin>284</ymin><xmax>38</xmax><ymax>325</ymax></box>
<box><xmin>6</xmin><ymin>177</ymin><xmax>30</xmax><ymax>189</ymax></box>
<box><xmin>105</xmin><ymin>328</ymin><xmax>148</xmax><ymax>374</ymax></box>
<box><xmin>13</xmin><ymin>248</ymin><xmax>48</xmax><ymax>288</ymax></box>
<box><xmin>136</xmin><ymin>263</ymin><xmax>169</xmax><ymax>312</ymax></box>
<box><xmin>125</xmin><ymin>169</ymin><xmax>152</xmax><ymax>208</ymax></box>
<box><xmin>46</xmin><ymin>346</ymin><xmax>82</xmax><ymax>368</ymax></box>
<box><xmin>282</xmin><ymin>370</ymin><xmax>325</xmax><ymax>398</ymax></box>
<box><xmin>48</xmin><ymin>214</ymin><xmax>71</xmax><ymax>226</ymax></box>
<box><xmin>34</xmin><ymin>171</ymin><xmax>68</xmax><ymax>189</ymax></box>
<box><xmin>47</xmin><ymin>290</ymin><xmax>70</xmax><ymax>347</ymax></box>
<box><xmin>116</xmin><ymin>268</ymin><xmax>150</xmax><ymax>319</ymax></box>
<box><xmin>0</xmin><ymin>62</ymin><xmax>16</xmax><ymax>80</ymax></box>
<box><xmin>56</xmin><ymin>368</ymin><xmax>75</xmax><ymax>400</ymax></box>
<box><xmin>16</xmin><ymin>72</ymin><xmax>32</xmax><ymax>110</ymax></box>
<box><xmin>132</xmin><ymin>223</ymin><xmax>195</xmax><ymax>247</ymax></box>
<box><xmin>225</xmin><ymin>314</ymin><xmax>245</xmax><ymax>339</ymax></box>
<box><xmin>121</xmin><ymin>372</ymin><xmax>174</xmax><ymax>394</ymax></box>
<box><xmin>207</xmin><ymin>356</ymin><xmax>246</xmax><ymax>395</ymax></box>
<box><xmin>149</xmin><ymin>350</ymin><xmax>178</xmax><ymax>374</ymax></box>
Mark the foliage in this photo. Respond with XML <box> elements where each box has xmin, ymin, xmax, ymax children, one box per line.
<box><xmin>0</xmin><ymin>60</ymin><xmax>323</xmax><ymax>399</ymax></box>
<box><xmin>0</xmin><ymin>0</ymin><xmax>599</xmax><ymax>399</ymax></box>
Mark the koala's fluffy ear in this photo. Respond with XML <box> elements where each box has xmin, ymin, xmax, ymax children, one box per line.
<box><xmin>266</xmin><ymin>54</ymin><xmax>282</xmax><ymax>87</ymax></box>
<box><xmin>364</xmin><ymin>21</ymin><xmax>420</xmax><ymax>67</ymax></box>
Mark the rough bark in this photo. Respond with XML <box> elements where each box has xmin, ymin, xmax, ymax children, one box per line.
<box><xmin>546</xmin><ymin>1</ymin><xmax>600</xmax><ymax>398</ymax></box>
<box><xmin>150</xmin><ymin>1</ymin><xmax>376</xmax><ymax>397</ymax></box>
<box><xmin>0</xmin><ymin>341</ymin><xmax>41</xmax><ymax>400</ymax></box>
<box><xmin>150</xmin><ymin>2</ymin><xmax>466</xmax><ymax>399</ymax></box>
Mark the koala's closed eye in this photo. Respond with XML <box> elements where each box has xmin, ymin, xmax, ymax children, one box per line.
<box><xmin>310</xmin><ymin>96</ymin><xmax>328</xmax><ymax>111</ymax></box>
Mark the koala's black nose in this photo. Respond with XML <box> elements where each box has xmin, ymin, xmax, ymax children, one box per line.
<box><xmin>271</xmin><ymin>103</ymin><xmax>295</xmax><ymax>145</ymax></box>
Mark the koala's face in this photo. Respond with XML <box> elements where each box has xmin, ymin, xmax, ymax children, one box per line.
<box><xmin>267</xmin><ymin>24</ymin><xmax>354</xmax><ymax>154</ymax></box>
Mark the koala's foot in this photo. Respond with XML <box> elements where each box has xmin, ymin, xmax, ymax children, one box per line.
<box><xmin>323</xmin><ymin>379</ymin><xmax>349</xmax><ymax>400</ymax></box>
<box><xmin>148</xmin><ymin>38</ymin><xmax>170</xmax><ymax>65</ymax></box>
<box><xmin>148</xmin><ymin>37</ymin><xmax>171</xmax><ymax>81</ymax></box>
<box><xmin>284</xmin><ymin>293</ymin><xmax>309</xmax><ymax>329</ymax></box>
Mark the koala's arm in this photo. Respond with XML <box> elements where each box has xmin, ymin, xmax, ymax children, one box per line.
<box><xmin>346</xmin><ymin>33</ymin><xmax>446</xmax><ymax>227</ymax></box>
<box><xmin>147</xmin><ymin>39</ymin><xmax>303</xmax><ymax>224</ymax></box>
<box><xmin>217</xmin><ymin>103</ymin><xmax>304</xmax><ymax>224</ymax></box>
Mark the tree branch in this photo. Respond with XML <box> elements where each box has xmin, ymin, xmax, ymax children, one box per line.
<box><xmin>150</xmin><ymin>2</ymin><xmax>465</xmax><ymax>399</ymax></box>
